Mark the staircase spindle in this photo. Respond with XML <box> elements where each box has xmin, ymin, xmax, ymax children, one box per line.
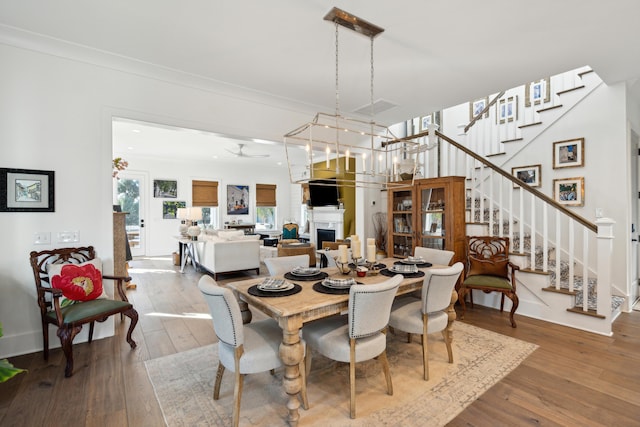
<box><xmin>530</xmin><ymin>192</ymin><xmax>536</xmax><ymax>269</ymax></box>
<box><xmin>569</xmin><ymin>219</ymin><xmax>575</xmax><ymax>293</ymax></box>
<box><xmin>582</xmin><ymin>228</ymin><xmax>589</xmax><ymax>312</ymax></box>
<box><xmin>555</xmin><ymin>210</ymin><xmax>561</xmax><ymax>290</ymax></box>
<box><xmin>542</xmin><ymin>203</ymin><xmax>549</xmax><ymax>272</ymax></box>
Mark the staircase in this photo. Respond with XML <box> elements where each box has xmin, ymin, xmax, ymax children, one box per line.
<box><xmin>406</xmin><ymin>66</ymin><xmax>623</xmax><ymax>335</ymax></box>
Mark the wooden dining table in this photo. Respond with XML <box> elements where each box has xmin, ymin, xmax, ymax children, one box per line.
<box><xmin>226</xmin><ymin>258</ymin><xmax>455</xmax><ymax>426</ymax></box>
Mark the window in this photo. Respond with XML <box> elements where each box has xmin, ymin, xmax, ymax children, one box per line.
<box><xmin>256</xmin><ymin>207</ymin><xmax>276</xmax><ymax>231</ymax></box>
<box><xmin>201</xmin><ymin>207</ymin><xmax>218</xmax><ymax>229</ymax></box>
<box><xmin>192</xmin><ymin>180</ymin><xmax>219</xmax><ymax>229</ymax></box>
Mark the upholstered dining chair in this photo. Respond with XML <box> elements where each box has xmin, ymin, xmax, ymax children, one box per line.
<box><xmin>264</xmin><ymin>254</ymin><xmax>310</xmax><ymax>276</ymax></box>
<box><xmin>198</xmin><ymin>275</ymin><xmax>308</xmax><ymax>427</ymax></box>
<box><xmin>302</xmin><ymin>274</ymin><xmax>403</xmax><ymax>419</ymax></box>
<box><xmin>414</xmin><ymin>246</ymin><xmax>455</xmax><ymax>266</ymax></box>
<box><xmin>29</xmin><ymin>246</ymin><xmax>138</xmax><ymax>377</ymax></box>
<box><xmin>388</xmin><ymin>263</ymin><xmax>464</xmax><ymax>380</ymax></box>
<box><xmin>458</xmin><ymin>236</ymin><xmax>520</xmax><ymax>327</ymax></box>
<box><xmin>282</xmin><ymin>223</ymin><xmax>299</xmax><ymax>240</ymax></box>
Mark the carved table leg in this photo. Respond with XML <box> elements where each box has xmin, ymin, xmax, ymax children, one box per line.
<box><xmin>279</xmin><ymin>316</ymin><xmax>304</xmax><ymax>427</ymax></box>
<box><xmin>237</xmin><ymin>300</ymin><xmax>253</xmax><ymax>324</ymax></box>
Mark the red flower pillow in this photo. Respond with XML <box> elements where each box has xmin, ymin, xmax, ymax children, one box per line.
<box><xmin>48</xmin><ymin>259</ymin><xmax>107</xmax><ymax>307</ymax></box>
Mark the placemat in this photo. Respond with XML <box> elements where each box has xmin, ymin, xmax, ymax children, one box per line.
<box><xmin>312</xmin><ymin>281</ymin><xmax>362</xmax><ymax>295</ymax></box>
<box><xmin>284</xmin><ymin>271</ymin><xmax>329</xmax><ymax>281</ymax></box>
<box><xmin>394</xmin><ymin>261</ymin><xmax>432</xmax><ymax>268</ymax></box>
<box><xmin>380</xmin><ymin>269</ymin><xmax>426</xmax><ymax>278</ymax></box>
<box><xmin>248</xmin><ymin>283</ymin><xmax>302</xmax><ymax>297</ymax></box>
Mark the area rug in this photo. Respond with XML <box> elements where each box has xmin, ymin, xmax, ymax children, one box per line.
<box><xmin>145</xmin><ymin>322</ymin><xmax>537</xmax><ymax>426</ymax></box>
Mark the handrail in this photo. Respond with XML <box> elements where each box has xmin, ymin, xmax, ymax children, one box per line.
<box><xmin>464</xmin><ymin>91</ymin><xmax>505</xmax><ymax>133</ymax></box>
<box><xmin>387</xmin><ymin>129</ymin><xmax>597</xmax><ymax>232</ymax></box>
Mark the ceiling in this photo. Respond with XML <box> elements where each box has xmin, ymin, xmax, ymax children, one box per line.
<box><xmin>3</xmin><ymin>1</ymin><xmax>640</xmax><ymax>163</ymax></box>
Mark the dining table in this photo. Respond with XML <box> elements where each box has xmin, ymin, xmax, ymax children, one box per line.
<box><xmin>226</xmin><ymin>257</ymin><xmax>456</xmax><ymax>426</ymax></box>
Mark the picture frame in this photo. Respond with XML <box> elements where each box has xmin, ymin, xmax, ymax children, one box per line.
<box><xmin>227</xmin><ymin>184</ymin><xmax>249</xmax><ymax>215</ymax></box>
<box><xmin>0</xmin><ymin>168</ymin><xmax>55</xmax><ymax>212</ymax></box>
<box><xmin>553</xmin><ymin>177</ymin><xmax>584</xmax><ymax>206</ymax></box>
<box><xmin>153</xmin><ymin>179</ymin><xmax>178</xmax><ymax>198</ymax></box>
<box><xmin>525</xmin><ymin>78</ymin><xmax>551</xmax><ymax>107</ymax></box>
<box><xmin>511</xmin><ymin>164</ymin><xmax>541</xmax><ymax>188</ymax></box>
<box><xmin>163</xmin><ymin>200</ymin><xmax>185</xmax><ymax>219</ymax></box>
<box><xmin>497</xmin><ymin>96</ymin><xmax>518</xmax><ymax>124</ymax></box>
<box><xmin>420</xmin><ymin>114</ymin><xmax>433</xmax><ymax>132</ymax></box>
<box><xmin>553</xmin><ymin>138</ymin><xmax>584</xmax><ymax>169</ymax></box>
<box><xmin>469</xmin><ymin>97</ymin><xmax>489</xmax><ymax>121</ymax></box>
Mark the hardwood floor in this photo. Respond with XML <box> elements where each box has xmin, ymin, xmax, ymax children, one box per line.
<box><xmin>1</xmin><ymin>255</ymin><xmax>639</xmax><ymax>426</ymax></box>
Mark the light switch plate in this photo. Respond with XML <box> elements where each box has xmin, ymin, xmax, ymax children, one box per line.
<box><xmin>57</xmin><ymin>230</ymin><xmax>79</xmax><ymax>243</ymax></box>
<box><xmin>34</xmin><ymin>232</ymin><xmax>51</xmax><ymax>245</ymax></box>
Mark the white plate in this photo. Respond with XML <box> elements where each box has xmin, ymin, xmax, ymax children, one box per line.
<box><xmin>322</xmin><ymin>278</ymin><xmax>355</xmax><ymax>289</ymax></box>
<box><xmin>291</xmin><ymin>267</ymin><xmax>321</xmax><ymax>277</ymax></box>
<box><xmin>400</xmin><ymin>257</ymin><xmax>425</xmax><ymax>264</ymax></box>
<box><xmin>391</xmin><ymin>265</ymin><xmax>418</xmax><ymax>273</ymax></box>
<box><xmin>258</xmin><ymin>282</ymin><xmax>294</xmax><ymax>292</ymax></box>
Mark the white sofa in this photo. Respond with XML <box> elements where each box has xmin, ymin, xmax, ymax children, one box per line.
<box><xmin>196</xmin><ymin>230</ymin><xmax>261</xmax><ymax>279</ymax></box>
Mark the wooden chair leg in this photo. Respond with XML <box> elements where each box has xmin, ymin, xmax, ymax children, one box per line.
<box><xmin>378</xmin><ymin>350</ymin><xmax>393</xmax><ymax>395</ymax></box>
<box><xmin>422</xmin><ymin>314</ymin><xmax>429</xmax><ymax>381</ymax></box>
<box><xmin>88</xmin><ymin>321</ymin><xmax>95</xmax><ymax>343</ymax></box>
<box><xmin>458</xmin><ymin>287</ymin><xmax>467</xmax><ymax>320</ymax></box>
<box><xmin>57</xmin><ymin>325</ymin><xmax>81</xmax><ymax>377</ymax></box>
<box><xmin>232</xmin><ymin>370</ymin><xmax>244</xmax><ymax>427</ymax></box>
<box><xmin>213</xmin><ymin>363</ymin><xmax>225</xmax><ymax>400</ymax></box>
<box><xmin>442</xmin><ymin>330</ymin><xmax>454</xmax><ymax>363</ymax></box>
<box><xmin>349</xmin><ymin>339</ymin><xmax>357</xmax><ymax>419</ymax></box>
<box><xmin>123</xmin><ymin>308</ymin><xmax>138</xmax><ymax>349</ymax></box>
<box><xmin>42</xmin><ymin>321</ymin><xmax>49</xmax><ymax>360</ymax></box>
<box><xmin>500</xmin><ymin>293</ymin><xmax>505</xmax><ymax>312</ymax></box>
<box><xmin>508</xmin><ymin>293</ymin><xmax>519</xmax><ymax>328</ymax></box>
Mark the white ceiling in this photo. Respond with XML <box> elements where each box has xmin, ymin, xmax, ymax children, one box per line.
<box><xmin>3</xmin><ymin>0</ymin><xmax>640</xmax><ymax>162</ymax></box>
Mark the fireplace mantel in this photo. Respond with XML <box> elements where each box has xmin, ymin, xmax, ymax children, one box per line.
<box><xmin>308</xmin><ymin>207</ymin><xmax>345</xmax><ymax>246</ymax></box>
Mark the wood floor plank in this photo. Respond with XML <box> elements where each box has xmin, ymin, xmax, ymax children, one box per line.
<box><xmin>1</xmin><ymin>257</ymin><xmax>639</xmax><ymax>426</ymax></box>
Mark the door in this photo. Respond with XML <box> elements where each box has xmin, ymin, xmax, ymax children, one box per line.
<box><xmin>115</xmin><ymin>172</ymin><xmax>146</xmax><ymax>256</ymax></box>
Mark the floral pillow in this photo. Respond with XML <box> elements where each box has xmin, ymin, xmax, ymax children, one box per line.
<box><xmin>47</xmin><ymin>258</ymin><xmax>107</xmax><ymax>307</ymax></box>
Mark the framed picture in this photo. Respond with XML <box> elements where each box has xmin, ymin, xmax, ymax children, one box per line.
<box><xmin>420</xmin><ymin>114</ymin><xmax>433</xmax><ymax>132</ymax></box>
<box><xmin>511</xmin><ymin>164</ymin><xmax>541</xmax><ymax>188</ymax></box>
<box><xmin>525</xmin><ymin>78</ymin><xmax>551</xmax><ymax>107</ymax></box>
<box><xmin>0</xmin><ymin>168</ymin><xmax>55</xmax><ymax>212</ymax></box>
<box><xmin>227</xmin><ymin>184</ymin><xmax>249</xmax><ymax>215</ymax></box>
<box><xmin>553</xmin><ymin>177</ymin><xmax>584</xmax><ymax>206</ymax></box>
<box><xmin>153</xmin><ymin>179</ymin><xmax>177</xmax><ymax>198</ymax></box>
<box><xmin>553</xmin><ymin>138</ymin><xmax>584</xmax><ymax>169</ymax></box>
<box><xmin>497</xmin><ymin>96</ymin><xmax>518</xmax><ymax>124</ymax></box>
<box><xmin>469</xmin><ymin>97</ymin><xmax>489</xmax><ymax>121</ymax></box>
<box><xmin>163</xmin><ymin>200</ymin><xmax>185</xmax><ymax>219</ymax></box>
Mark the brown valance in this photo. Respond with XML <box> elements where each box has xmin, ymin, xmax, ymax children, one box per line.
<box><xmin>192</xmin><ymin>180</ymin><xmax>218</xmax><ymax>207</ymax></box>
<box><xmin>256</xmin><ymin>184</ymin><xmax>277</xmax><ymax>206</ymax></box>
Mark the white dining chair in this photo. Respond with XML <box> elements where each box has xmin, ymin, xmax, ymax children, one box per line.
<box><xmin>198</xmin><ymin>275</ymin><xmax>308</xmax><ymax>427</ymax></box>
<box><xmin>264</xmin><ymin>254</ymin><xmax>310</xmax><ymax>276</ymax></box>
<box><xmin>414</xmin><ymin>246</ymin><xmax>455</xmax><ymax>266</ymax></box>
<box><xmin>302</xmin><ymin>274</ymin><xmax>403</xmax><ymax>419</ymax></box>
<box><xmin>388</xmin><ymin>262</ymin><xmax>464</xmax><ymax>380</ymax></box>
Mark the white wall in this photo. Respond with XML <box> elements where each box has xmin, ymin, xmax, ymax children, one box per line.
<box><xmin>0</xmin><ymin>40</ymin><xmax>315</xmax><ymax>358</ymax></box>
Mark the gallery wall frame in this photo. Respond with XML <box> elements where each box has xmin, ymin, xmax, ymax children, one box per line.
<box><xmin>511</xmin><ymin>164</ymin><xmax>541</xmax><ymax>188</ymax></box>
<box><xmin>162</xmin><ymin>200</ymin><xmax>185</xmax><ymax>219</ymax></box>
<box><xmin>553</xmin><ymin>138</ymin><xmax>584</xmax><ymax>169</ymax></box>
<box><xmin>0</xmin><ymin>168</ymin><xmax>55</xmax><ymax>212</ymax></box>
<box><xmin>525</xmin><ymin>77</ymin><xmax>551</xmax><ymax>107</ymax></box>
<box><xmin>153</xmin><ymin>179</ymin><xmax>177</xmax><ymax>198</ymax></box>
<box><xmin>469</xmin><ymin>97</ymin><xmax>489</xmax><ymax>121</ymax></box>
<box><xmin>227</xmin><ymin>184</ymin><xmax>249</xmax><ymax>215</ymax></box>
<box><xmin>497</xmin><ymin>96</ymin><xmax>518</xmax><ymax>124</ymax></box>
<box><xmin>553</xmin><ymin>177</ymin><xmax>584</xmax><ymax>206</ymax></box>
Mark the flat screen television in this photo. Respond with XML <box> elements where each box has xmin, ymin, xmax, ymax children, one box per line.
<box><xmin>309</xmin><ymin>179</ymin><xmax>340</xmax><ymax>207</ymax></box>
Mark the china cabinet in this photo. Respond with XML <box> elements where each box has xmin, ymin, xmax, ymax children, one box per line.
<box><xmin>387</xmin><ymin>176</ymin><xmax>465</xmax><ymax>265</ymax></box>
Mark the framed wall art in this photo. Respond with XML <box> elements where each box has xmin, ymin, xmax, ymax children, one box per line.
<box><xmin>511</xmin><ymin>164</ymin><xmax>541</xmax><ymax>188</ymax></box>
<box><xmin>420</xmin><ymin>114</ymin><xmax>433</xmax><ymax>132</ymax></box>
<box><xmin>553</xmin><ymin>138</ymin><xmax>584</xmax><ymax>169</ymax></box>
<box><xmin>497</xmin><ymin>96</ymin><xmax>518</xmax><ymax>124</ymax></box>
<box><xmin>525</xmin><ymin>78</ymin><xmax>551</xmax><ymax>107</ymax></box>
<box><xmin>227</xmin><ymin>184</ymin><xmax>249</xmax><ymax>215</ymax></box>
<box><xmin>553</xmin><ymin>177</ymin><xmax>584</xmax><ymax>206</ymax></box>
<box><xmin>154</xmin><ymin>179</ymin><xmax>178</xmax><ymax>198</ymax></box>
<box><xmin>163</xmin><ymin>200</ymin><xmax>185</xmax><ymax>219</ymax></box>
<box><xmin>469</xmin><ymin>97</ymin><xmax>489</xmax><ymax>121</ymax></box>
<box><xmin>0</xmin><ymin>168</ymin><xmax>55</xmax><ymax>212</ymax></box>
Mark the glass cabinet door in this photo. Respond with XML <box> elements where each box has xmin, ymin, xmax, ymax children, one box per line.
<box><xmin>419</xmin><ymin>186</ymin><xmax>445</xmax><ymax>250</ymax></box>
<box><xmin>390</xmin><ymin>189</ymin><xmax>413</xmax><ymax>257</ymax></box>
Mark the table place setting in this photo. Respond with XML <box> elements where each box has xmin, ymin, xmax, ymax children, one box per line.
<box><xmin>284</xmin><ymin>266</ymin><xmax>328</xmax><ymax>281</ymax></box>
<box><xmin>312</xmin><ymin>277</ymin><xmax>360</xmax><ymax>295</ymax></box>
<box><xmin>381</xmin><ymin>261</ymin><xmax>426</xmax><ymax>278</ymax></box>
<box><xmin>395</xmin><ymin>255</ymin><xmax>432</xmax><ymax>268</ymax></box>
<box><xmin>248</xmin><ymin>277</ymin><xmax>302</xmax><ymax>297</ymax></box>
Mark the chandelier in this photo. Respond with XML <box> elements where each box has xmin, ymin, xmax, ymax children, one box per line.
<box><xmin>283</xmin><ymin>7</ymin><xmax>427</xmax><ymax>189</ymax></box>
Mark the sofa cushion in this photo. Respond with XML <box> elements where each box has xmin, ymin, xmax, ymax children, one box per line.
<box><xmin>218</xmin><ymin>230</ymin><xmax>245</xmax><ymax>240</ymax></box>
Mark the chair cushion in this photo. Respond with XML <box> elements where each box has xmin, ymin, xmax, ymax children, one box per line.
<box><xmin>46</xmin><ymin>298</ymin><xmax>132</xmax><ymax>324</ymax></box>
<box><xmin>468</xmin><ymin>256</ymin><xmax>509</xmax><ymax>278</ymax></box>
<box><xmin>282</xmin><ymin>224</ymin><xmax>298</xmax><ymax>239</ymax></box>
<box><xmin>47</xmin><ymin>259</ymin><xmax>107</xmax><ymax>307</ymax></box>
<box><xmin>302</xmin><ymin>316</ymin><xmax>386</xmax><ymax>363</ymax></box>
<box><xmin>389</xmin><ymin>298</ymin><xmax>448</xmax><ymax>335</ymax></box>
<box><xmin>218</xmin><ymin>319</ymin><xmax>284</xmax><ymax>374</ymax></box>
<box><xmin>463</xmin><ymin>274</ymin><xmax>512</xmax><ymax>289</ymax></box>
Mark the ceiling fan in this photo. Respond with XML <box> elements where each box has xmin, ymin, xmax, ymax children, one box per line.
<box><xmin>225</xmin><ymin>143</ymin><xmax>270</xmax><ymax>158</ymax></box>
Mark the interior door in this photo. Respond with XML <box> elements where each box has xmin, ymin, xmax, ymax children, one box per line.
<box><xmin>115</xmin><ymin>172</ymin><xmax>146</xmax><ymax>257</ymax></box>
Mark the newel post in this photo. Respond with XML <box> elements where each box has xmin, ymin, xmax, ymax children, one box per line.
<box><xmin>595</xmin><ymin>217</ymin><xmax>615</xmax><ymax>320</ymax></box>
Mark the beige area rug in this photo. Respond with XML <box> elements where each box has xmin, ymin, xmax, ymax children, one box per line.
<box><xmin>145</xmin><ymin>322</ymin><xmax>537</xmax><ymax>426</ymax></box>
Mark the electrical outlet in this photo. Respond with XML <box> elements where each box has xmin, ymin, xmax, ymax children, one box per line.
<box><xmin>34</xmin><ymin>232</ymin><xmax>51</xmax><ymax>245</ymax></box>
<box><xmin>57</xmin><ymin>230</ymin><xmax>79</xmax><ymax>243</ymax></box>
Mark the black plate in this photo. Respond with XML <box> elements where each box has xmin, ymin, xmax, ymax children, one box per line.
<box><xmin>348</xmin><ymin>262</ymin><xmax>387</xmax><ymax>269</ymax></box>
<box><xmin>380</xmin><ymin>269</ymin><xmax>425</xmax><ymax>278</ymax></box>
<box><xmin>312</xmin><ymin>281</ymin><xmax>362</xmax><ymax>295</ymax></box>
<box><xmin>284</xmin><ymin>271</ymin><xmax>329</xmax><ymax>281</ymax></box>
<box><xmin>248</xmin><ymin>283</ymin><xmax>302</xmax><ymax>297</ymax></box>
<box><xmin>393</xmin><ymin>261</ymin><xmax>432</xmax><ymax>268</ymax></box>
